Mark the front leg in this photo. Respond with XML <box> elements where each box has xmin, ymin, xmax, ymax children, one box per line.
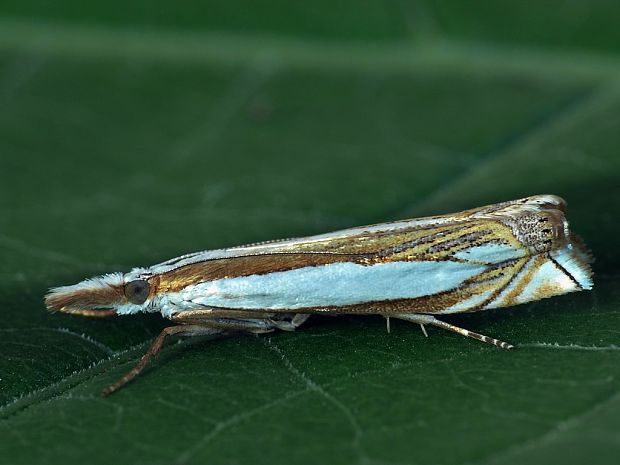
<box><xmin>103</xmin><ymin>311</ymin><xmax>283</xmax><ymax>396</ymax></box>
<box><xmin>102</xmin><ymin>324</ymin><xmax>221</xmax><ymax>396</ymax></box>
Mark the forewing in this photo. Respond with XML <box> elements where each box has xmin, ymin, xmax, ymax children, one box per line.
<box><xmin>147</xmin><ymin>195</ymin><xmax>592</xmax><ymax>316</ymax></box>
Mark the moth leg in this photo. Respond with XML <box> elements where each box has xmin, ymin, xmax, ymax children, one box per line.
<box><xmin>103</xmin><ymin>314</ymin><xmax>291</xmax><ymax>396</ymax></box>
<box><xmin>292</xmin><ymin>313</ymin><xmax>311</xmax><ymax>327</ymax></box>
<box><xmin>102</xmin><ymin>325</ymin><xmax>220</xmax><ymax>397</ymax></box>
<box><xmin>269</xmin><ymin>313</ymin><xmax>311</xmax><ymax>332</ymax></box>
<box><xmin>393</xmin><ymin>314</ymin><xmax>514</xmax><ymax>349</ymax></box>
<box><xmin>419</xmin><ymin>324</ymin><xmax>428</xmax><ymax>338</ymax></box>
<box><xmin>171</xmin><ymin>310</ymin><xmax>279</xmax><ymax>333</ymax></box>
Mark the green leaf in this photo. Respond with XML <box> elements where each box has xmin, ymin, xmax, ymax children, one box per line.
<box><xmin>1</xmin><ymin>4</ymin><xmax>619</xmax><ymax>465</ymax></box>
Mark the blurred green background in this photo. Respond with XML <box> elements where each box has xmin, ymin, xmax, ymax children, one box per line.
<box><xmin>1</xmin><ymin>2</ymin><xmax>619</xmax><ymax>464</ymax></box>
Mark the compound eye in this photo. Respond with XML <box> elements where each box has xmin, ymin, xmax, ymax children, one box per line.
<box><xmin>124</xmin><ymin>279</ymin><xmax>150</xmax><ymax>304</ymax></box>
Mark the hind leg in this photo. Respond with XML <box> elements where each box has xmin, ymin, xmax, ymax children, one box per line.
<box><xmin>392</xmin><ymin>314</ymin><xmax>514</xmax><ymax>349</ymax></box>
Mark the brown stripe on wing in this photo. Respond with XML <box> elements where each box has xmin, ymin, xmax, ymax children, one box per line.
<box><xmin>371</xmin><ymin>220</ymin><xmax>520</xmax><ymax>263</ymax></box>
<box><xmin>373</xmin><ymin>225</ymin><xmax>471</xmax><ymax>256</ymax></box>
<box><xmin>174</xmin><ymin>257</ymin><xmax>528</xmax><ymax>316</ymax></box>
<box><xmin>155</xmin><ymin>252</ymin><xmax>367</xmax><ymax>294</ymax></box>
<box><xmin>153</xmin><ymin>222</ymin><xmax>469</xmax><ymax>294</ymax></box>
<box><xmin>249</xmin><ymin>195</ymin><xmax>562</xmax><ymax>258</ymax></box>
<box><xmin>312</xmin><ymin>256</ymin><xmax>530</xmax><ymax>315</ymax></box>
<box><xmin>463</xmin><ymin>256</ymin><xmax>531</xmax><ymax>312</ymax></box>
<box><xmin>432</xmin><ymin>256</ymin><xmax>530</xmax><ymax>313</ymax></box>
<box><xmin>187</xmin><ymin>283</ymin><xmax>499</xmax><ymax>316</ymax></box>
<box><xmin>497</xmin><ymin>254</ymin><xmax>547</xmax><ymax>307</ymax></box>
<box><xmin>181</xmin><ymin>293</ymin><xmax>470</xmax><ymax>316</ymax></box>
<box><xmin>271</xmin><ymin>222</ymin><xmax>471</xmax><ymax>255</ymax></box>
<box><xmin>261</xmin><ymin>219</ymin><xmax>516</xmax><ymax>259</ymax></box>
<box><xmin>154</xmin><ymin>219</ymin><xmax>526</xmax><ymax>295</ymax></box>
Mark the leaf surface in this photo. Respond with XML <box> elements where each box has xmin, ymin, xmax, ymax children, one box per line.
<box><xmin>1</xmin><ymin>4</ymin><xmax>619</xmax><ymax>465</ymax></box>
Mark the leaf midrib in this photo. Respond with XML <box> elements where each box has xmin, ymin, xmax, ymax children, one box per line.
<box><xmin>1</xmin><ymin>18</ymin><xmax>620</xmax><ymax>81</ymax></box>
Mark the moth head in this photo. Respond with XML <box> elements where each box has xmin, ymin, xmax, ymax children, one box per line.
<box><xmin>45</xmin><ymin>272</ymin><xmax>158</xmax><ymax>316</ymax></box>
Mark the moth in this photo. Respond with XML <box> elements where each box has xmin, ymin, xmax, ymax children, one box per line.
<box><xmin>45</xmin><ymin>195</ymin><xmax>593</xmax><ymax>395</ymax></box>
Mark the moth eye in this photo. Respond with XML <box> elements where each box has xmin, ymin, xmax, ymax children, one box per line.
<box><xmin>125</xmin><ymin>280</ymin><xmax>150</xmax><ymax>304</ymax></box>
